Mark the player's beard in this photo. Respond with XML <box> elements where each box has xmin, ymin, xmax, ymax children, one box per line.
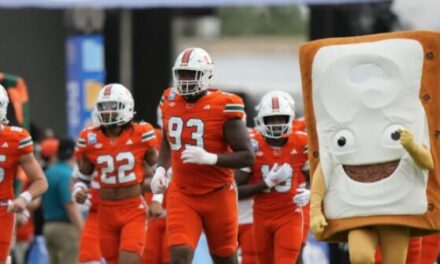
<box><xmin>183</xmin><ymin>90</ymin><xmax>207</xmax><ymax>103</ymax></box>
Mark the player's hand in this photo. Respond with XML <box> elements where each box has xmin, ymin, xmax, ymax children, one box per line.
<box><xmin>398</xmin><ymin>128</ymin><xmax>416</xmax><ymax>151</ymax></box>
<box><xmin>181</xmin><ymin>145</ymin><xmax>218</xmax><ymax>165</ymax></box>
<box><xmin>264</xmin><ymin>163</ymin><xmax>292</xmax><ymax>188</ymax></box>
<box><xmin>16</xmin><ymin>209</ymin><xmax>30</xmax><ymax>226</ymax></box>
<box><xmin>151</xmin><ymin>167</ymin><xmax>169</xmax><ymax>194</ymax></box>
<box><xmin>148</xmin><ymin>201</ymin><xmax>165</xmax><ymax>219</ymax></box>
<box><xmin>72</xmin><ymin>182</ymin><xmax>90</xmax><ymax>205</ymax></box>
<box><xmin>7</xmin><ymin>197</ymin><xmax>27</xmax><ymax>214</ymax></box>
<box><xmin>311</xmin><ymin>214</ymin><xmax>328</xmax><ymax>237</ymax></box>
<box><xmin>293</xmin><ymin>187</ymin><xmax>310</xmax><ymax>207</ymax></box>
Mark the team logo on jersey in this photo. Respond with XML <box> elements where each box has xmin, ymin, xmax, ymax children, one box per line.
<box><xmin>168</xmin><ymin>92</ymin><xmax>176</xmax><ymax>101</ymax></box>
<box><xmin>256</xmin><ymin>151</ymin><xmax>264</xmax><ymax>157</ymax></box>
<box><xmin>251</xmin><ymin>139</ymin><xmax>259</xmax><ymax>152</ymax></box>
<box><xmin>273</xmin><ymin>149</ymin><xmax>281</xmax><ymax>157</ymax></box>
<box><xmin>291</xmin><ymin>148</ymin><xmax>298</xmax><ymax>155</ymax></box>
<box><xmin>1</xmin><ymin>142</ymin><xmax>8</xmax><ymax>148</ymax></box>
<box><xmin>88</xmin><ymin>133</ymin><xmax>97</xmax><ymax>144</ymax></box>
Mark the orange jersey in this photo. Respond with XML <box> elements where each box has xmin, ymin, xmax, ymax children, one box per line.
<box><xmin>160</xmin><ymin>88</ymin><xmax>245</xmax><ymax>195</ymax></box>
<box><xmin>76</xmin><ymin>123</ymin><xmax>158</xmax><ymax>189</ymax></box>
<box><xmin>249</xmin><ymin>131</ymin><xmax>308</xmax><ymax>215</ymax></box>
<box><xmin>154</xmin><ymin>128</ymin><xmax>163</xmax><ymax>149</ymax></box>
<box><xmin>89</xmin><ymin>173</ymin><xmax>101</xmax><ymax>212</ymax></box>
<box><xmin>0</xmin><ymin>125</ymin><xmax>33</xmax><ymax>200</ymax></box>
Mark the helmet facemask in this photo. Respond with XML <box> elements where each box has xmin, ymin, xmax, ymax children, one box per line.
<box><xmin>173</xmin><ymin>69</ymin><xmax>210</xmax><ymax>98</ymax></box>
<box><xmin>261</xmin><ymin>115</ymin><xmax>292</xmax><ymax>138</ymax></box>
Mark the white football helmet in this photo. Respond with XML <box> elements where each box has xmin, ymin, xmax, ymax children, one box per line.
<box><xmin>256</xmin><ymin>94</ymin><xmax>294</xmax><ymax>138</ymax></box>
<box><xmin>0</xmin><ymin>85</ymin><xmax>9</xmax><ymax>124</ymax></box>
<box><xmin>172</xmin><ymin>47</ymin><xmax>214</xmax><ymax>97</ymax></box>
<box><xmin>255</xmin><ymin>90</ymin><xmax>296</xmax><ymax>114</ymax></box>
<box><xmin>94</xmin><ymin>83</ymin><xmax>134</xmax><ymax>126</ymax></box>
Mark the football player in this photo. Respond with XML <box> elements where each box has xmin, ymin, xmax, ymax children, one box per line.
<box><xmin>73</xmin><ymin>83</ymin><xmax>158</xmax><ymax>264</ymax></box>
<box><xmin>256</xmin><ymin>90</ymin><xmax>311</xmax><ymax>263</ymax></box>
<box><xmin>236</xmin><ymin>94</ymin><xmax>309</xmax><ymax>264</ymax></box>
<box><xmin>151</xmin><ymin>47</ymin><xmax>255</xmax><ymax>264</ymax></box>
<box><xmin>0</xmin><ymin>84</ymin><xmax>48</xmax><ymax>264</ymax></box>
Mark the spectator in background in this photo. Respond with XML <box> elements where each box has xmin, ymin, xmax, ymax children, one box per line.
<box><xmin>42</xmin><ymin>138</ymin><xmax>83</xmax><ymax>264</ymax></box>
<box><xmin>39</xmin><ymin>138</ymin><xmax>59</xmax><ymax>169</ymax></box>
<box><xmin>22</xmin><ymin>127</ymin><xmax>58</xmax><ymax>264</ymax></box>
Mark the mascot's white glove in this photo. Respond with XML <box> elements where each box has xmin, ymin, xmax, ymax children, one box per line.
<box><xmin>151</xmin><ymin>167</ymin><xmax>170</xmax><ymax>194</ymax></box>
<box><xmin>264</xmin><ymin>163</ymin><xmax>292</xmax><ymax>188</ymax></box>
<box><xmin>293</xmin><ymin>187</ymin><xmax>310</xmax><ymax>207</ymax></box>
<box><xmin>181</xmin><ymin>145</ymin><xmax>218</xmax><ymax>165</ymax></box>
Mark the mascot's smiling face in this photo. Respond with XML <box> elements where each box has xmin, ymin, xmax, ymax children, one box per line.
<box><xmin>312</xmin><ymin>39</ymin><xmax>430</xmax><ymax>219</ymax></box>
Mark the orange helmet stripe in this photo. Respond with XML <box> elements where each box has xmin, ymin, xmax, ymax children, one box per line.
<box><xmin>181</xmin><ymin>48</ymin><xmax>194</xmax><ymax>65</ymax></box>
<box><xmin>272</xmin><ymin>96</ymin><xmax>279</xmax><ymax>111</ymax></box>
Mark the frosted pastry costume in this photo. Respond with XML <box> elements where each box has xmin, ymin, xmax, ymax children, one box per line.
<box><xmin>300</xmin><ymin>31</ymin><xmax>439</xmax><ymax>263</ymax></box>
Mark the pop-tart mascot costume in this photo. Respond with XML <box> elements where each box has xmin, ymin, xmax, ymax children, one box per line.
<box><xmin>300</xmin><ymin>31</ymin><xmax>440</xmax><ymax>264</ymax></box>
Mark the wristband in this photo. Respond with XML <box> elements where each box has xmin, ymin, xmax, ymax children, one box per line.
<box><xmin>152</xmin><ymin>193</ymin><xmax>164</xmax><ymax>204</ymax></box>
<box><xmin>206</xmin><ymin>153</ymin><xmax>218</xmax><ymax>165</ymax></box>
<box><xmin>155</xmin><ymin>166</ymin><xmax>166</xmax><ymax>175</ymax></box>
<box><xmin>19</xmin><ymin>191</ymin><xmax>32</xmax><ymax>204</ymax></box>
<box><xmin>73</xmin><ymin>181</ymin><xmax>88</xmax><ymax>192</ymax></box>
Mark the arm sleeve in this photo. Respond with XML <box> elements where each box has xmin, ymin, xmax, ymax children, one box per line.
<box><xmin>223</xmin><ymin>93</ymin><xmax>245</xmax><ymax>120</ymax></box>
<box><xmin>141</xmin><ymin>122</ymin><xmax>158</xmax><ymax>149</ymax></box>
<box><xmin>75</xmin><ymin>129</ymin><xmax>88</xmax><ymax>159</ymax></box>
<box><xmin>17</xmin><ymin>128</ymin><xmax>34</xmax><ymax>156</ymax></box>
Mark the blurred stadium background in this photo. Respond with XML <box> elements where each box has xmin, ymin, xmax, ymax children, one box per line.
<box><xmin>1</xmin><ymin>0</ymin><xmax>439</xmax><ymax>137</ymax></box>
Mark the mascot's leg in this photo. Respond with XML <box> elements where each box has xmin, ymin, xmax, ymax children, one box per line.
<box><xmin>348</xmin><ymin>227</ymin><xmax>378</xmax><ymax>264</ymax></box>
<box><xmin>378</xmin><ymin>225</ymin><xmax>410</xmax><ymax>264</ymax></box>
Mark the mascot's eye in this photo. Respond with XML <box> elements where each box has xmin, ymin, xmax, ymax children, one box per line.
<box><xmin>383</xmin><ymin>124</ymin><xmax>405</xmax><ymax>146</ymax></box>
<box><xmin>332</xmin><ymin>130</ymin><xmax>356</xmax><ymax>152</ymax></box>
<box><xmin>337</xmin><ymin>137</ymin><xmax>346</xmax><ymax>147</ymax></box>
<box><xmin>391</xmin><ymin>131</ymin><xmax>400</xmax><ymax>141</ymax></box>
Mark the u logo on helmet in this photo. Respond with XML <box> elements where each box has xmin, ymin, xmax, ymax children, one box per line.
<box><xmin>103</xmin><ymin>85</ymin><xmax>112</xmax><ymax>97</ymax></box>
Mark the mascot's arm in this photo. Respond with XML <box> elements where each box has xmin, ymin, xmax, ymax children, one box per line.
<box><xmin>399</xmin><ymin>129</ymin><xmax>434</xmax><ymax>170</ymax></box>
<box><xmin>310</xmin><ymin>162</ymin><xmax>328</xmax><ymax>238</ymax></box>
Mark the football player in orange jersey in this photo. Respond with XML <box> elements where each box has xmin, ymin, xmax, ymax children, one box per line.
<box><xmin>256</xmin><ymin>90</ymin><xmax>310</xmax><ymax>263</ymax></box>
<box><xmin>72</xmin><ymin>111</ymin><xmax>103</xmax><ymax>264</ymax></box>
<box><xmin>235</xmin><ymin>94</ymin><xmax>309</xmax><ymax>264</ymax></box>
<box><xmin>72</xmin><ymin>83</ymin><xmax>158</xmax><ymax>264</ymax></box>
<box><xmin>0</xmin><ymin>84</ymin><xmax>48</xmax><ymax>264</ymax></box>
<box><xmin>254</xmin><ymin>93</ymin><xmax>310</xmax><ymax>264</ymax></box>
<box><xmin>151</xmin><ymin>47</ymin><xmax>255</xmax><ymax>264</ymax></box>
